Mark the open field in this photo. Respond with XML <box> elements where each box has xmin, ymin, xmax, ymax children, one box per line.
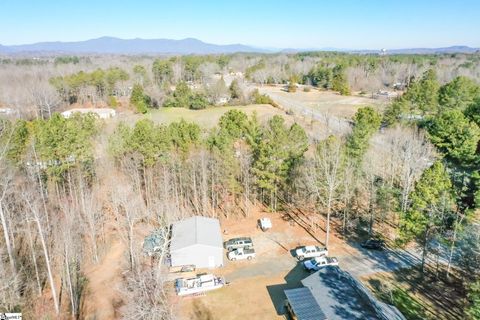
<box><xmin>256</xmin><ymin>85</ymin><xmax>385</xmax><ymax>119</ymax></box>
<box><xmin>118</xmin><ymin>104</ymin><xmax>293</xmax><ymax>128</ymax></box>
<box><xmin>112</xmin><ymin>103</ymin><xmax>341</xmax><ymax>141</ymax></box>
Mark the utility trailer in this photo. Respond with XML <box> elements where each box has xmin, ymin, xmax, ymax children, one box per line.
<box><xmin>175</xmin><ymin>274</ymin><xmax>225</xmax><ymax>296</ymax></box>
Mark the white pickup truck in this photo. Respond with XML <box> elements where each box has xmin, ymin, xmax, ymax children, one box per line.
<box><xmin>295</xmin><ymin>245</ymin><xmax>328</xmax><ymax>261</ymax></box>
<box><xmin>303</xmin><ymin>256</ymin><xmax>339</xmax><ymax>271</ymax></box>
<box><xmin>227</xmin><ymin>247</ymin><xmax>256</xmax><ymax>261</ymax></box>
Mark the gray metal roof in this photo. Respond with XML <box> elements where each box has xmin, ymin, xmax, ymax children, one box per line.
<box><xmin>301</xmin><ymin>266</ymin><xmax>405</xmax><ymax>320</ymax></box>
<box><xmin>170</xmin><ymin>216</ymin><xmax>223</xmax><ymax>252</ymax></box>
<box><xmin>284</xmin><ymin>287</ymin><xmax>327</xmax><ymax>320</ymax></box>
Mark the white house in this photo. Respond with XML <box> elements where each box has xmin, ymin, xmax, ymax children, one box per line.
<box><xmin>170</xmin><ymin>216</ymin><xmax>224</xmax><ymax>269</ymax></box>
<box><xmin>61</xmin><ymin>108</ymin><xmax>116</xmax><ymax>119</ymax></box>
<box><xmin>0</xmin><ymin>108</ymin><xmax>16</xmax><ymax>115</ymax></box>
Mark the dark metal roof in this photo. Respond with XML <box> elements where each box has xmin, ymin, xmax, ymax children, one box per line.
<box><xmin>301</xmin><ymin>266</ymin><xmax>405</xmax><ymax>320</ymax></box>
<box><xmin>284</xmin><ymin>287</ymin><xmax>327</xmax><ymax>320</ymax></box>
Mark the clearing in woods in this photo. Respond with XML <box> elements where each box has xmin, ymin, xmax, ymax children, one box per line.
<box><xmin>120</xmin><ymin>104</ymin><xmax>293</xmax><ymax>128</ymax></box>
<box><xmin>257</xmin><ymin>85</ymin><xmax>384</xmax><ymax>119</ymax></box>
<box><xmin>114</xmin><ymin>103</ymin><xmax>342</xmax><ymax>140</ymax></box>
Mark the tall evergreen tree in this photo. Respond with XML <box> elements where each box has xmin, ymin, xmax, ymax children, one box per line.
<box><xmin>346</xmin><ymin>107</ymin><xmax>381</xmax><ymax>161</ymax></box>
<box><xmin>251</xmin><ymin>116</ymin><xmax>308</xmax><ymax>209</ymax></box>
<box><xmin>404</xmin><ymin>69</ymin><xmax>440</xmax><ymax>114</ymax></box>
<box><xmin>332</xmin><ymin>65</ymin><xmax>351</xmax><ymax>95</ymax></box>
<box><xmin>426</xmin><ymin>109</ymin><xmax>480</xmax><ymax>163</ymax></box>
<box><xmin>439</xmin><ymin>76</ymin><xmax>480</xmax><ymax>111</ymax></box>
<box><xmin>401</xmin><ymin>161</ymin><xmax>454</xmax><ymax>273</ymax></box>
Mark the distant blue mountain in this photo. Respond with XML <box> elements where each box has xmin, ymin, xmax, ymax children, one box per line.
<box><xmin>0</xmin><ymin>37</ymin><xmax>477</xmax><ymax>55</ymax></box>
<box><xmin>283</xmin><ymin>46</ymin><xmax>479</xmax><ymax>54</ymax></box>
<box><xmin>347</xmin><ymin>46</ymin><xmax>479</xmax><ymax>54</ymax></box>
<box><xmin>384</xmin><ymin>46</ymin><xmax>479</xmax><ymax>54</ymax></box>
<box><xmin>0</xmin><ymin>36</ymin><xmax>263</xmax><ymax>54</ymax></box>
<box><xmin>0</xmin><ymin>44</ymin><xmax>12</xmax><ymax>53</ymax></box>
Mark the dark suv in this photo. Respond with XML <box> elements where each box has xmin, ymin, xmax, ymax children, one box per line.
<box><xmin>224</xmin><ymin>237</ymin><xmax>253</xmax><ymax>251</ymax></box>
<box><xmin>361</xmin><ymin>239</ymin><xmax>385</xmax><ymax>250</ymax></box>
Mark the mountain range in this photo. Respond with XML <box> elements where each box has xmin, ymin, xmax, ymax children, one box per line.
<box><xmin>0</xmin><ymin>37</ymin><xmax>260</xmax><ymax>55</ymax></box>
<box><xmin>0</xmin><ymin>37</ymin><xmax>478</xmax><ymax>55</ymax></box>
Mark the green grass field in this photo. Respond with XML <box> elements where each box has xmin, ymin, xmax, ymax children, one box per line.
<box><xmin>120</xmin><ymin>104</ymin><xmax>290</xmax><ymax>128</ymax></box>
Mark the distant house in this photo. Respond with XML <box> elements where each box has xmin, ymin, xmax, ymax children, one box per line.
<box><xmin>374</xmin><ymin>90</ymin><xmax>398</xmax><ymax>99</ymax></box>
<box><xmin>216</xmin><ymin>96</ymin><xmax>230</xmax><ymax>105</ymax></box>
<box><xmin>170</xmin><ymin>216</ymin><xmax>223</xmax><ymax>269</ymax></box>
<box><xmin>229</xmin><ymin>71</ymin><xmax>244</xmax><ymax>77</ymax></box>
<box><xmin>284</xmin><ymin>266</ymin><xmax>405</xmax><ymax>320</ymax></box>
<box><xmin>25</xmin><ymin>154</ymin><xmax>76</xmax><ymax>170</ymax></box>
<box><xmin>0</xmin><ymin>108</ymin><xmax>16</xmax><ymax>116</ymax></box>
<box><xmin>400</xmin><ymin>114</ymin><xmax>424</xmax><ymax>121</ymax></box>
<box><xmin>61</xmin><ymin>108</ymin><xmax>116</xmax><ymax>119</ymax></box>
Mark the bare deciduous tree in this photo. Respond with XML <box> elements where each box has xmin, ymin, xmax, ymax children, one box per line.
<box><xmin>306</xmin><ymin>136</ymin><xmax>344</xmax><ymax>247</ymax></box>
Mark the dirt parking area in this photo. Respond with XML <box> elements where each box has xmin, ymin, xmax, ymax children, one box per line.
<box><xmin>174</xmin><ymin>209</ymin><xmax>356</xmax><ymax>320</ymax></box>
<box><xmin>171</xmin><ymin>206</ymin><xmax>424</xmax><ymax>320</ymax></box>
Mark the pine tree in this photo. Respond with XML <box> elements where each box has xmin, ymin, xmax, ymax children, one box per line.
<box><xmin>401</xmin><ymin>161</ymin><xmax>454</xmax><ymax>273</ymax></box>
<box><xmin>346</xmin><ymin>107</ymin><xmax>381</xmax><ymax>161</ymax></box>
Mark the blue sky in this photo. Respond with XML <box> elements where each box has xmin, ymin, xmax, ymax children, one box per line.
<box><xmin>1</xmin><ymin>0</ymin><xmax>479</xmax><ymax>49</ymax></box>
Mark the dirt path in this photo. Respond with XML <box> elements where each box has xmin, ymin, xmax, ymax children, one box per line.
<box><xmin>82</xmin><ymin>238</ymin><xmax>126</xmax><ymax>320</ymax></box>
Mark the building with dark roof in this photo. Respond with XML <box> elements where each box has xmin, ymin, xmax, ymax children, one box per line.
<box><xmin>284</xmin><ymin>266</ymin><xmax>405</xmax><ymax>320</ymax></box>
<box><xmin>284</xmin><ymin>287</ymin><xmax>327</xmax><ymax>320</ymax></box>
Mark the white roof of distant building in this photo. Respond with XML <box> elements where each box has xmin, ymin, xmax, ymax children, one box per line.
<box><xmin>170</xmin><ymin>216</ymin><xmax>222</xmax><ymax>252</ymax></box>
<box><xmin>62</xmin><ymin>108</ymin><xmax>115</xmax><ymax>114</ymax></box>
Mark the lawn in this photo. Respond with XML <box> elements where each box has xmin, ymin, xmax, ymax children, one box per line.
<box><xmin>120</xmin><ymin>104</ymin><xmax>292</xmax><ymax>129</ymax></box>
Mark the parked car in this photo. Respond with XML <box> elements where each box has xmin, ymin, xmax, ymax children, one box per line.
<box><xmin>227</xmin><ymin>247</ymin><xmax>256</xmax><ymax>261</ymax></box>
<box><xmin>361</xmin><ymin>239</ymin><xmax>385</xmax><ymax>250</ymax></box>
<box><xmin>224</xmin><ymin>237</ymin><xmax>253</xmax><ymax>251</ymax></box>
<box><xmin>295</xmin><ymin>245</ymin><xmax>328</xmax><ymax>260</ymax></box>
<box><xmin>303</xmin><ymin>256</ymin><xmax>339</xmax><ymax>271</ymax></box>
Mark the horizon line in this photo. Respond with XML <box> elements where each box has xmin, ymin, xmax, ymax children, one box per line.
<box><xmin>1</xmin><ymin>36</ymin><xmax>479</xmax><ymax>52</ymax></box>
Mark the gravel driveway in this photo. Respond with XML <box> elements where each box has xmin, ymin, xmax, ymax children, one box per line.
<box><xmin>338</xmin><ymin>245</ymin><xmax>421</xmax><ymax>277</ymax></box>
<box><xmin>224</xmin><ymin>238</ymin><xmax>421</xmax><ymax>282</ymax></box>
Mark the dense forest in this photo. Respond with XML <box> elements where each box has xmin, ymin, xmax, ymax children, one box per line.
<box><xmin>0</xmin><ymin>51</ymin><xmax>480</xmax><ymax>319</ymax></box>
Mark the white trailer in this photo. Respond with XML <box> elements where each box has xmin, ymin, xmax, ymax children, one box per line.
<box><xmin>175</xmin><ymin>274</ymin><xmax>225</xmax><ymax>296</ymax></box>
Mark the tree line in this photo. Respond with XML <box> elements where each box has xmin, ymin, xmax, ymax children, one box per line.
<box><xmin>11</xmin><ymin>51</ymin><xmax>473</xmax><ymax>119</ymax></box>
